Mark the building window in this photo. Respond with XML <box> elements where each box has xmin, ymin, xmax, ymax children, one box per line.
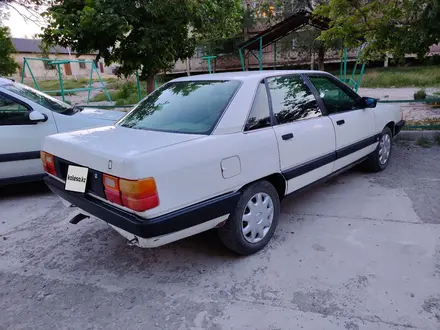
<box><xmin>43</xmin><ymin>61</ymin><xmax>56</xmax><ymax>70</ymax></box>
<box><xmin>79</xmin><ymin>61</ymin><xmax>86</xmax><ymax>69</ymax></box>
<box><xmin>196</xmin><ymin>47</ymin><xmax>205</xmax><ymax>58</ymax></box>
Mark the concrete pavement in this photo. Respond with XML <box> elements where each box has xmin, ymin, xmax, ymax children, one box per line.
<box><xmin>0</xmin><ymin>142</ymin><xmax>439</xmax><ymax>330</ymax></box>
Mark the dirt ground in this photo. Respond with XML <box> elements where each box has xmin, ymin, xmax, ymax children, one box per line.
<box><xmin>1</xmin><ymin>142</ymin><xmax>440</xmax><ymax>330</ymax></box>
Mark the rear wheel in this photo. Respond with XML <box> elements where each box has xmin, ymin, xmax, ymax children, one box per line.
<box><xmin>218</xmin><ymin>180</ymin><xmax>280</xmax><ymax>255</ymax></box>
<box><xmin>365</xmin><ymin>127</ymin><xmax>393</xmax><ymax>172</ymax></box>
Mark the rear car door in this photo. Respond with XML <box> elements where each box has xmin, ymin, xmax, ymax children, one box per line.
<box><xmin>306</xmin><ymin>74</ymin><xmax>376</xmax><ymax>172</ymax></box>
<box><xmin>267</xmin><ymin>74</ymin><xmax>336</xmax><ymax>194</ymax></box>
<box><xmin>0</xmin><ymin>92</ymin><xmax>58</xmax><ymax>183</ymax></box>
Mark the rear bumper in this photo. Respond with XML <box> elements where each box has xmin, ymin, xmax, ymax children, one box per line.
<box><xmin>395</xmin><ymin>120</ymin><xmax>406</xmax><ymax>136</ymax></box>
<box><xmin>45</xmin><ymin>176</ymin><xmax>240</xmax><ymax>239</ymax></box>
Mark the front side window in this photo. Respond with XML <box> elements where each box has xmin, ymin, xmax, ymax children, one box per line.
<box><xmin>307</xmin><ymin>76</ymin><xmax>361</xmax><ymax>114</ymax></box>
<box><xmin>0</xmin><ymin>94</ymin><xmax>30</xmax><ymax>125</ymax></box>
<box><xmin>244</xmin><ymin>82</ymin><xmax>271</xmax><ymax>131</ymax></box>
<box><xmin>267</xmin><ymin>75</ymin><xmax>321</xmax><ymax>124</ymax></box>
<box><xmin>3</xmin><ymin>82</ymin><xmax>73</xmax><ymax>114</ymax></box>
<box><xmin>119</xmin><ymin>80</ymin><xmax>241</xmax><ymax>134</ymax></box>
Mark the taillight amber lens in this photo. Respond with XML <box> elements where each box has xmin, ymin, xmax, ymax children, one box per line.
<box><xmin>119</xmin><ymin>178</ymin><xmax>157</xmax><ymax>196</ymax></box>
<box><xmin>102</xmin><ymin>176</ymin><xmax>159</xmax><ymax>212</ymax></box>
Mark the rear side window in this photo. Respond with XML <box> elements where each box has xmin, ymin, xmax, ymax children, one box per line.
<box><xmin>118</xmin><ymin>80</ymin><xmax>240</xmax><ymax>134</ymax></box>
<box><xmin>307</xmin><ymin>76</ymin><xmax>361</xmax><ymax>114</ymax></box>
<box><xmin>267</xmin><ymin>75</ymin><xmax>321</xmax><ymax>124</ymax></box>
<box><xmin>244</xmin><ymin>82</ymin><xmax>271</xmax><ymax>131</ymax></box>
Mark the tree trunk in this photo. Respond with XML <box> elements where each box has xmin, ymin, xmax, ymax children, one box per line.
<box><xmin>147</xmin><ymin>75</ymin><xmax>155</xmax><ymax>94</ymax></box>
<box><xmin>317</xmin><ymin>46</ymin><xmax>325</xmax><ymax>71</ymax></box>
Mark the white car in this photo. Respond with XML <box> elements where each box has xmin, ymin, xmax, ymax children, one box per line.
<box><xmin>0</xmin><ymin>78</ymin><xmax>124</xmax><ymax>186</ymax></box>
<box><xmin>42</xmin><ymin>71</ymin><xmax>405</xmax><ymax>255</ymax></box>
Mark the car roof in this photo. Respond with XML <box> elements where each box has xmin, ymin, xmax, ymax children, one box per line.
<box><xmin>0</xmin><ymin>77</ymin><xmax>13</xmax><ymax>86</ymax></box>
<box><xmin>173</xmin><ymin>70</ymin><xmax>327</xmax><ymax>82</ymax></box>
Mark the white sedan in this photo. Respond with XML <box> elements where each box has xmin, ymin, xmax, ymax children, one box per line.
<box><xmin>0</xmin><ymin>78</ymin><xmax>124</xmax><ymax>186</ymax></box>
<box><xmin>42</xmin><ymin>71</ymin><xmax>405</xmax><ymax>255</ymax></box>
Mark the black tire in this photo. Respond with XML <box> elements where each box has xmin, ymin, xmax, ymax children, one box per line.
<box><xmin>365</xmin><ymin>126</ymin><xmax>393</xmax><ymax>172</ymax></box>
<box><xmin>218</xmin><ymin>180</ymin><xmax>280</xmax><ymax>255</ymax></box>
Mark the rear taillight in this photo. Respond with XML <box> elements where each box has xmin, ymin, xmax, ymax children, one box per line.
<box><xmin>103</xmin><ymin>174</ymin><xmax>122</xmax><ymax>205</ymax></box>
<box><xmin>41</xmin><ymin>151</ymin><xmax>56</xmax><ymax>176</ymax></box>
<box><xmin>103</xmin><ymin>174</ymin><xmax>159</xmax><ymax>212</ymax></box>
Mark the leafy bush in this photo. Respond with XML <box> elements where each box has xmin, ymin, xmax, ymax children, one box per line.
<box><xmin>414</xmin><ymin>89</ymin><xmax>426</xmax><ymax>100</ymax></box>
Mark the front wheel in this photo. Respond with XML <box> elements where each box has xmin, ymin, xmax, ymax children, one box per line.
<box><xmin>365</xmin><ymin>126</ymin><xmax>393</xmax><ymax>172</ymax></box>
<box><xmin>218</xmin><ymin>180</ymin><xmax>280</xmax><ymax>255</ymax></box>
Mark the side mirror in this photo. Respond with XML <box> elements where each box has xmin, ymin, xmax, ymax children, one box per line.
<box><xmin>362</xmin><ymin>97</ymin><xmax>377</xmax><ymax>108</ymax></box>
<box><xmin>29</xmin><ymin>110</ymin><xmax>48</xmax><ymax>123</ymax></box>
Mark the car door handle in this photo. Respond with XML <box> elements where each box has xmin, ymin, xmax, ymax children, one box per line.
<box><xmin>282</xmin><ymin>133</ymin><xmax>294</xmax><ymax>140</ymax></box>
<box><xmin>336</xmin><ymin>120</ymin><xmax>345</xmax><ymax>125</ymax></box>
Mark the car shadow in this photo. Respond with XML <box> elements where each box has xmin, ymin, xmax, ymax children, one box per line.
<box><xmin>10</xmin><ymin>165</ymin><xmax>368</xmax><ymax>277</ymax></box>
<box><xmin>0</xmin><ymin>181</ymin><xmax>51</xmax><ymax>199</ymax></box>
<box><xmin>61</xmin><ymin>166</ymin><xmax>368</xmax><ymax>270</ymax></box>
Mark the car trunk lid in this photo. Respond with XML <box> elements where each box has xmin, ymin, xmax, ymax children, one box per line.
<box><xmin>43</xmin><ymin>125</ymin><xmax>203</xmax><ymax>178</ymax></box>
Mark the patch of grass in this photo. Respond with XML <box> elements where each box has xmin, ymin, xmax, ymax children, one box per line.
<box><xmin>91</xmin><ymin>80</ymin><xmax>149</xmax><ymax>105</ymax></box>
<box><xmin>103</xmin><ymin>77</ymin><xmax>118</xmax><ymax>84</ymax></box>
<box><xmin>105</xmin><ymin>81</ymin><xmax>127</xmax><ymax>90</ymax></box>
<box><xmin>90</xmin><ymin>90</ymin><xmax>119</xmax><ymax>102</ymax></box>
<box><xmin>25</xmin><ymin>78</ymin><xmax>91</xmax><ymax>91</ymax></box>
<box><xmin>416</xmin><ymin>137</ymin><xmax>433</xmax><ymax>148</ymax></box>
<box><xmin>115</xmin><ymin>94</ymin><xmax>140</xmax><ymax>105</ymax></box>
<box><xmin>353</xmin><ymin>66</ymin><xmax>440</xmax><ymax>88</ymax></box>
<box><xmin>434</xmin><ymin>134</ymin><xmax>440</xmax><ymax>145</ymax></box>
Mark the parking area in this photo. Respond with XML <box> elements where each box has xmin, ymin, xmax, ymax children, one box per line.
<box><xmin>0</xmin><ymin>142</ymin><xmax>439</xmax><ymax>330</ymax></box>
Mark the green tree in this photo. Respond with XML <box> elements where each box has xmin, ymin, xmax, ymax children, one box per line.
<box><xmin>315</xmin><ymin>0</ymin><xmax>440</xmax><ymax>62</ymax></box>
<box><xmin>0</xmin><ymin>26</ymin><xmax>18</xmax><ymax>76</ymax></box>
<box><xmin>257</xmin><ymin>0</ymin><xmax>334</xmax><ymax>70</ymax></box>
<box><xmin>41</xmin><ymin>0</ymin><xmax>244</xmax><ymax>92</ymax></box>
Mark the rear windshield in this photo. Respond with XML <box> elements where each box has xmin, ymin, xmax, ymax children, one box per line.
<box><xmin>118</xmin><ymin>80</ymin><xmax>240</xmax><ymax>134</ymax></box>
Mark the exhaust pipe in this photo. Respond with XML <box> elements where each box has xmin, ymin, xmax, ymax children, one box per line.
<box><xmin>69</xmin><ymin>213</ymin><xmax>89</xmax><ymax>224</ymax></box>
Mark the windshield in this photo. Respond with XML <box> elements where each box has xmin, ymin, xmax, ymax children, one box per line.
<box><xmin>118</xmin><ymin>80</ymin><xmax>241</xmax><ymax>134</ymax></box>
<box><xmin>3</xmin><ymin>82</ymin><xmax>74</xmax><ymax>114</ymax></box>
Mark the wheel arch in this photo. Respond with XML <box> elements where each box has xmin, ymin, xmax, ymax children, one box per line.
<box><xmin>385</xmin><ymin>121</ymin><xmax>395</xmax><ymax>136</ymax></box>
<box><xmin>240</xmin><ymin>173</ymin><xmax>287</xmax><ymax>201</ymax></box>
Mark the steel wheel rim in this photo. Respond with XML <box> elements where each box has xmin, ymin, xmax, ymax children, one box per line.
<box><xmin>378</xmin><ymin>133</ymin><xmax>391</xmax><ymax>165</ymax></box>
<box><xmin>242</xmin><ymin>192</ymin><xmax>274</xmax><ymax>243</ymax></box>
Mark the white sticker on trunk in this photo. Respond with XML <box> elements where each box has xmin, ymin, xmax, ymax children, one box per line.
<box><xmin>65</xmin><ymin>165</ymin><xmax>89</xmax><ymax>193</ymax></box>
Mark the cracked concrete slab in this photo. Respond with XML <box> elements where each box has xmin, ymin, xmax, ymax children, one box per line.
<box><xmin>0</xmin><ymin>143</ymin><xmax>439</xmax><ymax>330</ymax></box>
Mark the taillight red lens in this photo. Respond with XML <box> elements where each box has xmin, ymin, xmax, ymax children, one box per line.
<box><xmin>103</xmin><ymin>174</ymin><xmax>122</xmax><ymax>205</ymax></box>
<box><xmin>121</xmin><ymin>194</ymin><xmax>160</xmax><ymax>212</ymax></box>
<box><xmin>41</xmin><ymin>151</ymin><xmax>56</xmax><ymax>176</ymax></box>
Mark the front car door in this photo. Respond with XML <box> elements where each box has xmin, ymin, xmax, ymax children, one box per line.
<box><xmin>306</xmin><ymin>74</ymin><xmax>376</xmax><ymax>172</ymax></box>
<box><xmin>0</xmin><ymin>91</ymin><xmax>58</xmax><ymax>184</ymax></box>
<box><xmin>267</xmin><ymin>74</ymin><xmax>336</xmax><ymax>194</ymax></box>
